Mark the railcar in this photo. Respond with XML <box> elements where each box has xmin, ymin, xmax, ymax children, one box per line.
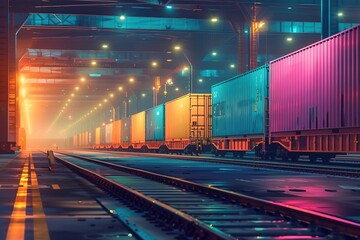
<box><xmin>71</xmin><ymin>25</ymin><xmax>359</xmax><ymax>162</ymax></box>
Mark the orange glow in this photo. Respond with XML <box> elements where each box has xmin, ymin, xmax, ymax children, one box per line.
<box><xmin>6</xmin><ymin>161</ymin><xmax>29</xmax><ymax>239</ymax></box>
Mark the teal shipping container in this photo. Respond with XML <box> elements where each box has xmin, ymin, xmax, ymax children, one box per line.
<box><xmin>211</xmin><ymin>65</ymin><xmax>269</xmax><ymax>138</ymax></box>
<box><xmin>145</xmin><ymin>104</ymin><xmax>165</xmax><ymax>141</ymax></box>
<box><xmin>121</xmin><ymin>117</ymin><xmax>131</xmax><ymax>142</ymax></box>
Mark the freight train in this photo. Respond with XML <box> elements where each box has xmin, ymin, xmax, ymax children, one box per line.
<box><xmin>70</xmin><ymin>25</ymin><xmax>360</xmax><ymax>162</ymax></box>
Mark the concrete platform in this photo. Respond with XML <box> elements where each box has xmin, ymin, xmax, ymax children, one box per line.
<box><xmin>0</xmin><ymin>151</ymin><xmax>136</xmax><ymax>240</ymax></box>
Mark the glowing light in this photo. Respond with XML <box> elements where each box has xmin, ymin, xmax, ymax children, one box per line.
<box><xmin>166</xmin><ymin>59</ymin><xmax>173</xmax><ymax>62</ymax></box>
<box><xmin>71</xmin><ymin>93</ymin><xmax>74</xmax><ymax>97</ymax></box>
<box><xmin>129</xmin><ymin>78</ymin><xmax>134</xmax><ymax>83</ymax></box>
<box><xmin>94</xmin><ymin>107</ymin><xmax>97</xmax><ymax>110</ymax></box>
<box><xmin>91</xmin><ymin>61</ymin><xmax>97</xmax><ymax>66</ymax></box>
<box><xmin>110</xmin><ymin>93</ymin><xmax>114</xmax><ymax>98</ymax></box>
<box><xmin>141</xmin><ymin>93</ymin><xmax>146</xmax><ymax>97</ymax></box>
<box><xmin>230</xmin><ymin>64</ymin><xmax>235</xmax><ymax>68</ymax></box>
<box><xmin>67</xmin><ymin>99</ymin><xmax>71</xmax><ymax>102</ymax></box>
<box><xmin>80</xmin><ymin>77</ymin><xmax>86</xmax><ymax>82</ymax></box>
<box><xmin>104</xmin><ymin>99</ymin><xmax>108</xmax><ymax>103</ymax></box>
<box><xmin>102</xmin><ymin>122</ymin><xmax>106</xmax><ymax>126</ymax></box>
<box><xmin>75</xmin><ymin>86</ymin><xmax>79</xmax><ymax>91</ymax></box>
<box><xmin>338</xmin><ymin>12</ymin><xmax>344</xmax><ymax>17</ymax></box>
<box><xmin>118</xmin><ymin>86</ymin><xmax>123</xmax><ymax>91</ymax></box>
<box><xmin>21</xmin><ymin>88</ymin><xmax>26</xmax><ymax>97</ymax></box>
<box><xmin>65</xmin><ymin>103</ymin><xmax>68</xmax><ymax>106</ymax></box>
<box><xmin>175</xmin><ymin>87</ymin><xmax>179</xmax><ymax>91</ymax></box>
<box><xmin>152</xmin><ymin>61</ymin><xmax>158</xmax><ymax>67</ymax></box>
<box><xmin>98</xmin><ymin>103</ymin><xmax>102</xmax><ymax>107</ymax></box>
<box><xmin>174</xmin><ymin>45</ymin><xmax>181</xmax><ymax>51</ymax></box>
<box><xmin>198</xmin><ymin>79</ymin><xmax>203</xmax><ymax>83</ymax></box>
<box><xmin>210</xmin><ymin>17</ymin><xmax>218</xmax><ymax>23</ymax></box>
<box><xmin>258</xmin><ymin>21</ymin><xmax>265</xmax><ymax>28</ymax></box>
<box><xmin>212</xmin><ymin>51</ymin><xmax>217</xmax><ymax>56</ymax></box>
<box><xmin>120</xmin><ymin>15</ymin><xmax>126</xmax><ymax>20</ymax></box>
<box><xmin>166</xmin><ymin>5</ymin><xmax>173</xmax><ymax>9</ymax></box>
<box><xmin>20</xmin><ymin>77</ymin><xmax>25</xmax><ymax>84</ymax></box>
<box><xmin>286</xmin><ymin>37</ymin><xmax>293</xmax><ymax>42</ymax></box>
<box><xmin>183</xmin><ymin>67</ymin><xmax>189</xmax><ymax>71</ymax></box>
<box><xmin>102</xmin><ymin>44</ymin><xmax>108</xmax><ymax>49</ymax></box>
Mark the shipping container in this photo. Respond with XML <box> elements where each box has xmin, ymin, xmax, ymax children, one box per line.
<box><xmin>121</xmin><ymin>117</ymin><xmax>131</xmax><ymax>143</ymax></box>
<box><xmin>131</xmin><ymin>111</ymin><xmax>145</xmax><ymax>144</ymax></box>
<box><xmin>165</xmin><ymin>93</ymin><xmax>211</xmax><ymax>148</ymax></box>
<box><xmin>269</xmin><ymin>25</ymin><xmax>360</xmax><ymax>156</ymax></box>
<box><xmin>100</xmin><ymin>126</ymin><xmax>106</xmax><ymax>145</ymax></box>
<box><xmin>72</xmin><ymin>135</ymin><xmax>78</xmax><ymax>147</ymax></box>
<box><xmin>89</xmin><ymin>128</ymin><xmax>96</xmax><ymax>145</ymax></box>
<box><xmin>211</xmin><ymin>65</ymin><xmax>269</xmax><ymax>155</ymax></box>
<box><xmin>95</xmin><ymin>127</ymin><xmax>100</xmax><ymax>145</ymax></box>
<box><xmin>212</xmin><ymin>65</ymin><xmax>269</xmax><ymax>137</ymax></box>
<box><xmin>105</xmin><ymin>123</ymin><xmax>113</xmax><ymax>144</ymax></box>
<box><xmin>112</xmin><ymin>120</ymin><xmax>121</xmax><ymax>146</ymax></box>
<box><xmin>145</xmin><ymin>104</ymin><xmax>165</xmax><ymax>141</ymax></box>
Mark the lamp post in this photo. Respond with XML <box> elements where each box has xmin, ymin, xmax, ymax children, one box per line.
<box><xmin>174</xmin><ymin>45</ymin><xmax>193</xmax><ymax>93</ymax></box>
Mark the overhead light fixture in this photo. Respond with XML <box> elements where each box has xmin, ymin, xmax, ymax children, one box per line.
<box><xmin>286</xmin><ymin>37</ymin><xmax>293</xmax><ymax>42</ymax></box>
<box><xmin>102</xmin><ymin>44</ymin><xmax>109</xmax><ymax>49</ymax></box>
<box><xmin>120</xmin><ymin>15</ymin><xmax>126</xmax><ymax>20</ymax></box>
<box><xmin>211</xmin><ymin>18</ymin><xmax>218</xmax><ymax>23</ymax></box>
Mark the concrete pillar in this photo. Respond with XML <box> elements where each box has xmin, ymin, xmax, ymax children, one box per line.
<box><xmin>321</xmin><ymin>0</ymin><xmax>339</xmax><ymax>39</ymax></box>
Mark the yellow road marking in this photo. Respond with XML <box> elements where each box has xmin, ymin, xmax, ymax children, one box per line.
<box><xmin>51</xmin><ymin>184</ymin><xmax>60</xmax><ymax>190</ymax></box>
<box><xmin>30</xmin><ymin>152</ymin><xmax>50</xmax><ymax>240</ymax></box>
<box><xmin>6</xmin><ymin>157</ymin><xmax>29</xmax><ymax>240</ymax></box>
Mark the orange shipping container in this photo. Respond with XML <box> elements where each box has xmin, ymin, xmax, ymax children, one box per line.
<box><xmin>131</xmin><ymin>111</ymin><xmax>145</xmax><ymax>143</ymax></box>
<box><xmin>112</xmin><ymin>120</ymin><xmax>121</xmax><ymax>145</ymax></box>
<box><xmin>165</xmin><ymin>93</ymin><xmax>211</xmax><ymax>141</ymax></box>
<box><xmin>95</xmin><ymin>127</ymin><xmax>101</xmax><ymax>145</ymax></box>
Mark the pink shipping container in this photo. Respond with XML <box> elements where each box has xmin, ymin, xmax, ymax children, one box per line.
<box><xmin>270</xmin><ymin>25</ymin><xmax>360</xmax><ymax>155</ymax></box>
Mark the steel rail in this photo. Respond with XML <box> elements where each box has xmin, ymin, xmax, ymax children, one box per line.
<box><xmin>54</xmin><ymin>153</ymin><xmax>235</xmax><ymax>240</ymax></box>
<box><xmin>58</xmin><ymin>151</ymin><xmax>360</xmax><ymax>238</ymax></box>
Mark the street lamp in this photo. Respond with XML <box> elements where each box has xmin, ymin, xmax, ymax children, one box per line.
<box><xmin>173</xmin><ymin>45</ymin><xmax>193</xmax><ymax>93</ymax></box>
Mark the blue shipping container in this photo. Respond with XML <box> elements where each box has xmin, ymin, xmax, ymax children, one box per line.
<box><xmin>121</xmin><ymin>117</ymin><xmax>131</xmax><ymax>142</ymax></box>
<box><xmin>211</xmin><ymin>65</ymin><xmax>269</xmax><ymax>138</ymax></box>
<box><xmin>145</xmin><ymin>104</ymin><xmax>165</xmax><ymax>141</ymax></box>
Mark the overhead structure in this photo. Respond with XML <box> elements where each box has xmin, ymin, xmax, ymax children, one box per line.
<box><xmin>0</xmin><ymin>0</ymin><xmax>358</xmax><ymax>150</ymax></box>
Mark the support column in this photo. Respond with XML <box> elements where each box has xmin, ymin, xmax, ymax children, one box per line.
<box><xmin>321</xmin><ymin>0</ymin><xmax>339</xmax><ymax>39</ymax></box>
<box><xmin>249</xmin><ymin>5</ymin><xmax>258</xmax><ymax>70</ymax></box>
<box><xmin>0</xmin><ymin>0</ymin><xmax>15</xmax><ymax>153</ymax></box>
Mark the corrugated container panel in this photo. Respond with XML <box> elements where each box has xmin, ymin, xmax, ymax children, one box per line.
<box><xmin>121</xmin><ymin>117</ymin><xmax>131</xmax><ymax>142</ymax></box>
<box><xmin>270</xmin><ymin>25</ymin><xmax>360</xmax><ymax>133</ymax></box>
<box><xmin>72</xmin><ymin>135</ymin><xmax>78</xmax><ymax>146</ymax></box>
<box><xmin>211</xmin><ymin>65</ymin><xmax>269</xmax><ymax>137</ymax></box>
<box><xmin>83</xmin><ymin>131</ymin><xmax>89</xmax><ymax>146</ymax></box>
<box><xmin>89</xmin><ymin>129</ymin><xmax>96</xmax><ymax>145</ymax></box>
<box><xmin>112</xmin><ymin>120</ymin><xmax>121</xmax><ymax>145</ymax></box>
<box><xmin>145</xmin><ymin>104</ymin><xmax>165</xmax><ymax>141</ymax></box>
<box><xmin>165</xmin><ymin>93</ymin><xmax>211</xmax><ymax>140</ymax></box>
<box><xmin>105</xmin><ymin>123</ymin><xmax>113</xmax><ymax>144</ymax></box>
<box><xmin>95</xmin><ymin>127</ymin><xmax>100</xmax><ymax>145</ymax></box>
<box><xmin>131</xmin><ymin>111</ymin><xmax>146</xmax><ymax>143</ymax></box>
<box><xmin>100</xmin><ymin>126</ymin><xmax>106</xmax><ymax>144</ymax></box>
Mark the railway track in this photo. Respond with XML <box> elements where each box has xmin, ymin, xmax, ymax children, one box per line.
<box><xmin>96</xmin><ymin>150</ymin><xmax>360</xmax><ymax>178</ymax></box>
<box><xmin>54</xmin><ymin>151</ymin><xmax>360</xmax><ymax>239</ymax></box>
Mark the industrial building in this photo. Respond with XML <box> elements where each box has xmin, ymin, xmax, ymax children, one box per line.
<box><xmin>1</xmin><ymin>1</ymin><xmax>360</xmax><ymax>239</ymax></box>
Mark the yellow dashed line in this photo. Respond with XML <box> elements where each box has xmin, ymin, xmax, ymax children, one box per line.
<box><xmin>29</xmin><ymin>152</ymin><xmax>50</xmax><ymax>240</ymax></box>
<box><xmin>51</xmin><ymin>184</ymin><xmax>60</xmax><ymax>190</ymax></box>
<box><xmin>6</xmin><ymin>158</ymin><xmax>29</xmax><ymax>240</ymax></box>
